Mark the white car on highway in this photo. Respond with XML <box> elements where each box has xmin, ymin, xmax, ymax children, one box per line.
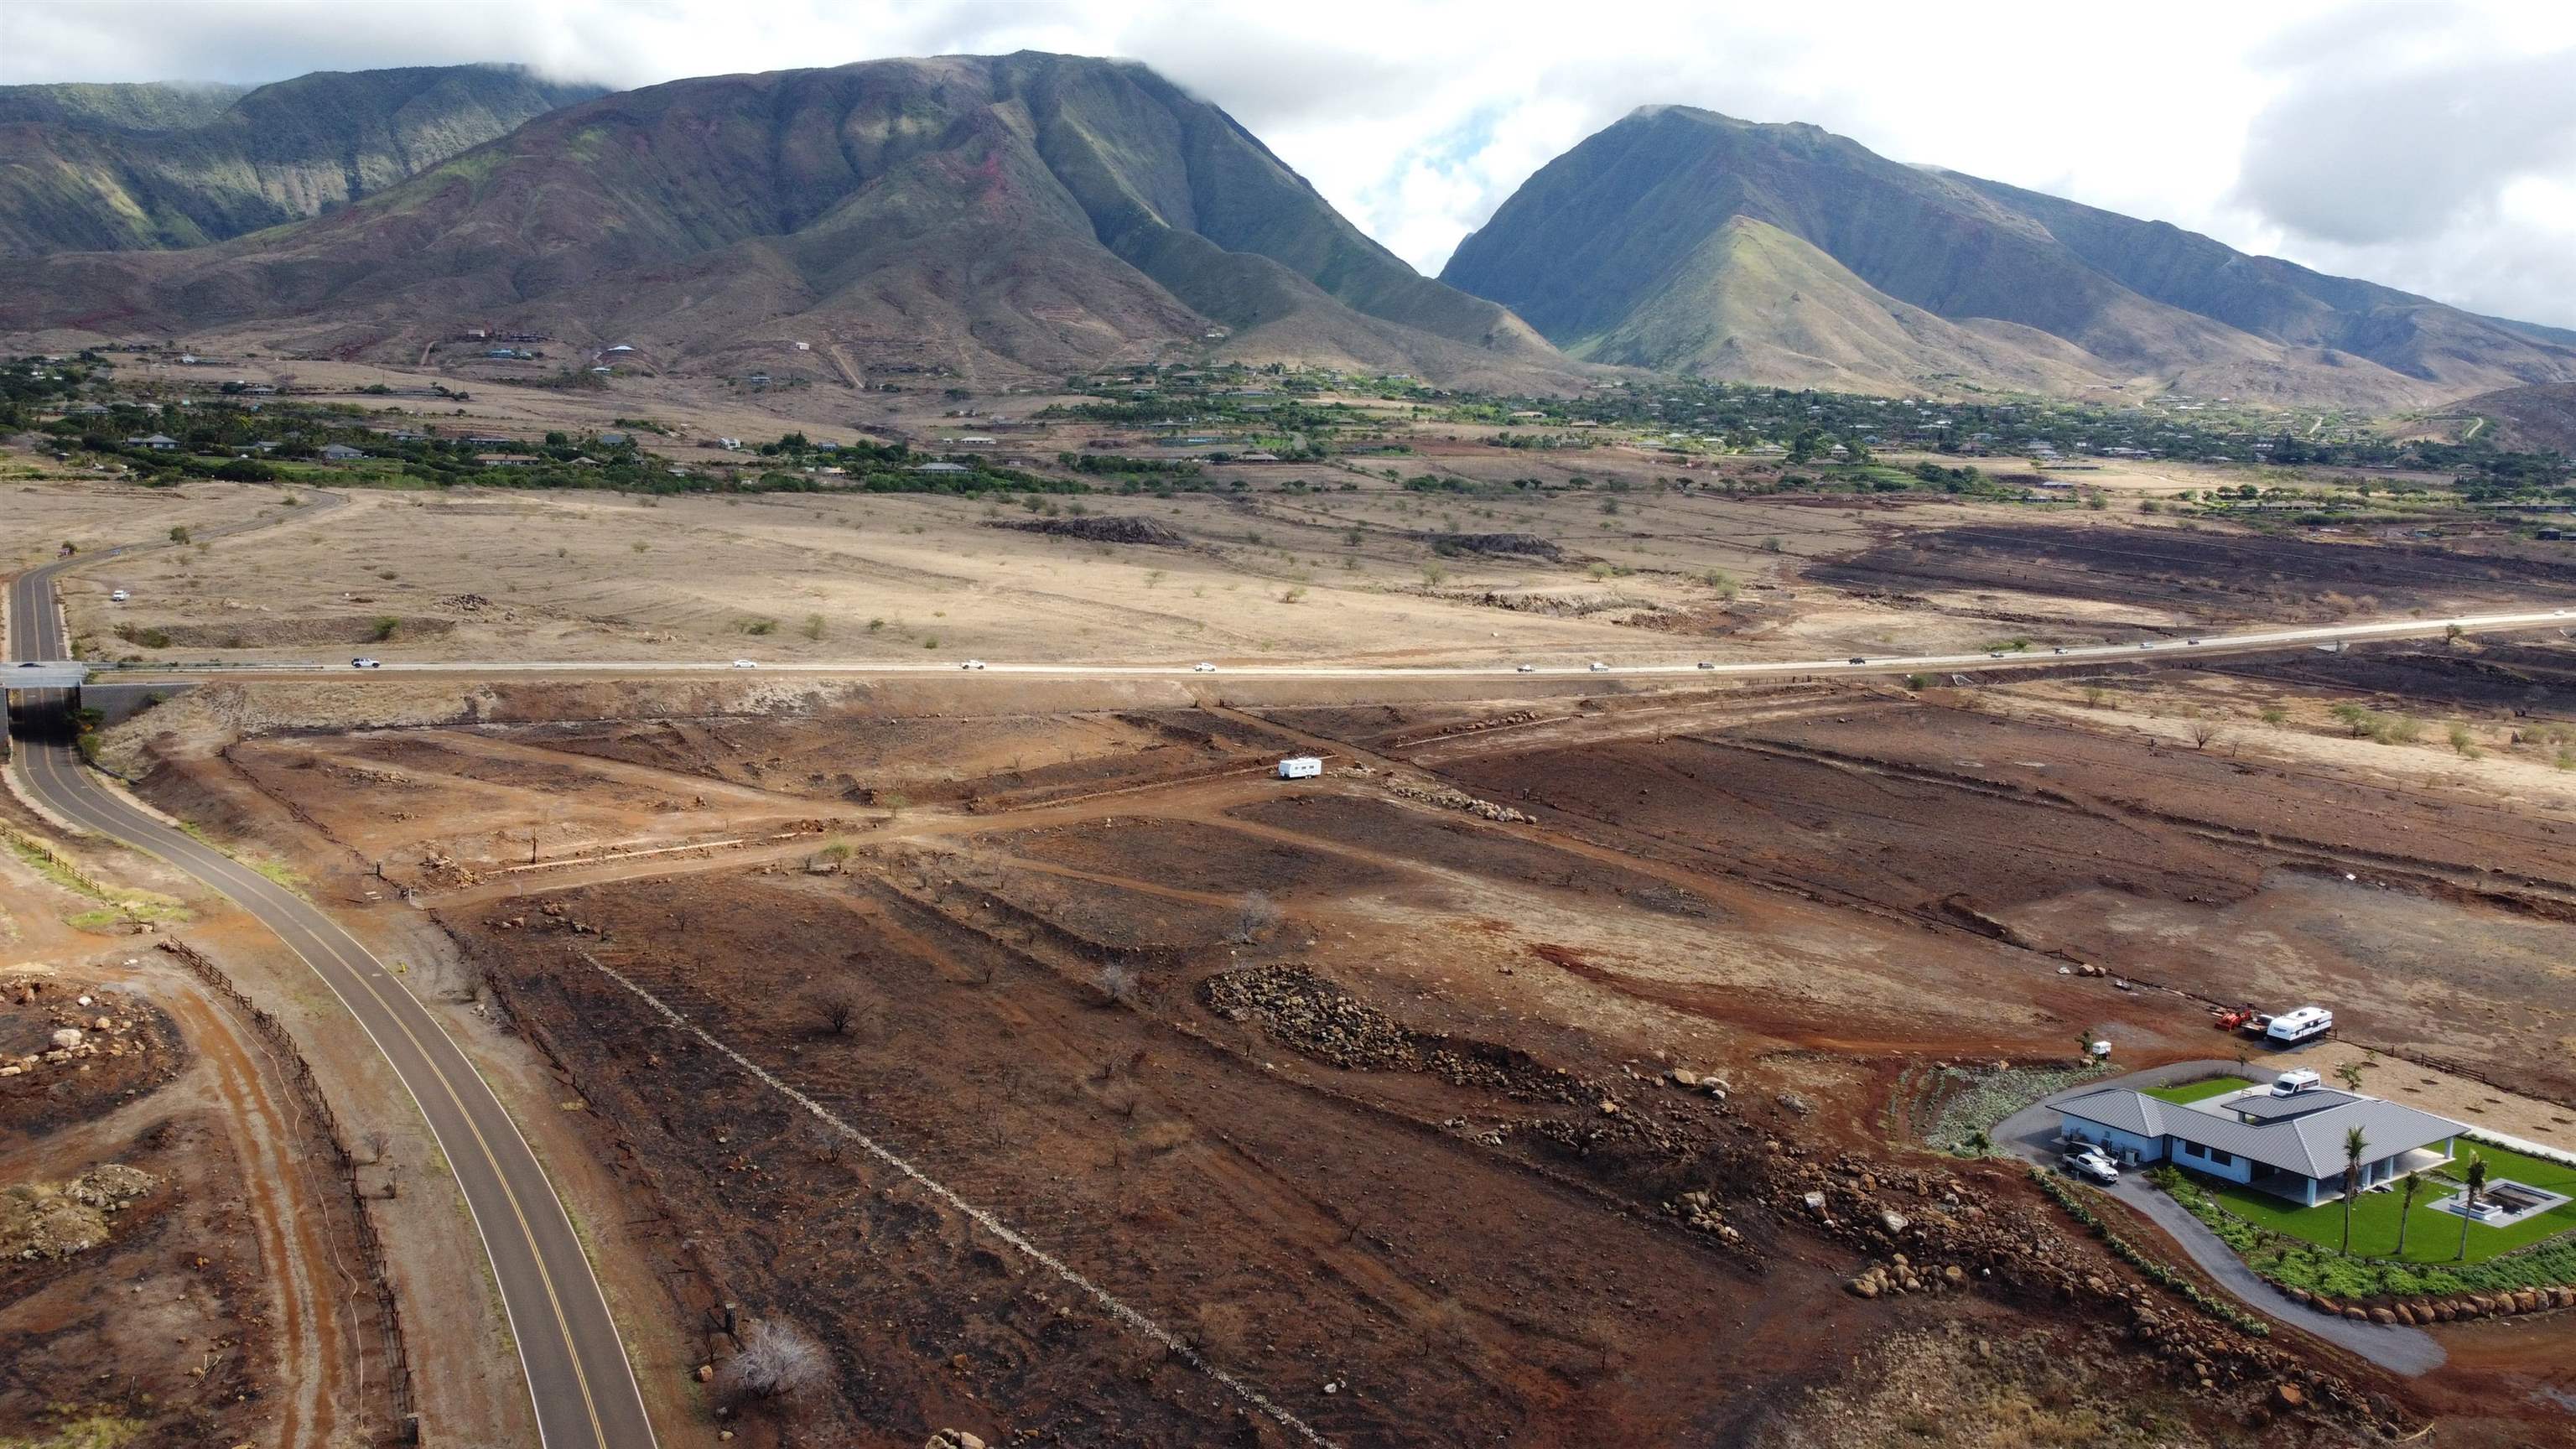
<box><xmin>350</xmin><ymin>657</ymin><xmax>382</xmax><ymax>669</ymax></box>
<box><xmin>1515</xmin><ymin>663</ymin><xmax>1535</xmax><ymax>673</ymax></box>
<box><xmin>731</xmin><ymin>658</ymin><xmax>758</xmax><ymax>668</ymax></box>
<box><xmin>960</xmin><ymin>659</ymin><xmax>987</xmax><ymax>670</ymax></box>
<box><xmin>1192</xmin><ymin>662</ymin><xmax>1217</xmax><ymax>673</ymax></box>
<box><xmin>1588</xmin><ymin>661</ymin><xmax>1609</xmax><ymax>672</ymax></box>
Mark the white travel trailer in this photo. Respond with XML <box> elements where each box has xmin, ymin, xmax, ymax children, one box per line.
<box><xmin>1276</xmin><ymin>756</ymin><xmax>1323</xmax><ymax>780</ymax></box>
<box><xmin>2265</xmin><ymin>1006</ymin><xmax>2334</xmax><ymax>1045</ymax></box>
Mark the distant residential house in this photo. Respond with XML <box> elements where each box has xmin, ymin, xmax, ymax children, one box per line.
<box><xmin>1235</xmin><ymin>451</ymin><xmax>1282</xmax><ymax>463</ymax></box>
<box><xmin>596</xmin><ymin>431</ymin><xmax>629</xmax><ymax>446</ymax></box>
<box><xmin>70</xmin><ymin>402</ymin><xmax>110</xmax><ymax>417</ymax></box>
<box><xmin>914</xmin><ymin>461</ymin><xmax>974</xmax><ymax>475</ymax></box>
<box><xmin>126</xmin><ymin>434</ymin><xmax>179</xmax><ymax>450</ymax></box>
<box><xmin>475</xmin><ymin>453</ymin><xmax>540</xmax><ymax>467</ymax></box>
<box><xmin>319</xmin><ymin>443</ymin><xmax>367</xmax><ymax>462</ymax></box>
<box><xmin>2057</xmin><ymin>1083</ymin><xmax>2463</xmax><ymax>1207</ymax></box>
<box><xmin>464</xmin><ymin>434</ymin><xmax>516</xmax><ymax>446</ymax></box>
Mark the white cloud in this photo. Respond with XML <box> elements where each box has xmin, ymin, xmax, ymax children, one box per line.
<box><xmin>5</xmin><ymin>0</ymin><xmax>2573</xmax><ymax>325</ymax></box>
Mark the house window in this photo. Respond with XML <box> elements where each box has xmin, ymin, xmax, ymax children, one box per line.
<box><xmin>2192</xmin><ymin>1144</ymin><xmax>2234</xmax><ymax>1166</ymax></box>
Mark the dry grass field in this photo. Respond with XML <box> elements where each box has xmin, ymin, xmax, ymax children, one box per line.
<box><xmin>14</xmin><ymin>369</ymin><xmax>2576</xmax><ymax>1449</ymax></box>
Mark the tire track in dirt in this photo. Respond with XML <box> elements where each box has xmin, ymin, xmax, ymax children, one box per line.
<box><xmin>160</xmin><ymin>972</ymin><xmax>353</xmax><ymax>1449</ymax></box>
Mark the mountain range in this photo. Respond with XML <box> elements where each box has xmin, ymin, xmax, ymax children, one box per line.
<box><xmin>0</xmin><ymin>65</ymin><xmax>604</xmax><ymax>256</ymax></box>
<box><xmin>0</xmin><ymin>54</ymin><xmax>1569</xmax><ymax>390</ymax></box>
<box><xmin>3</xmin><ymin>59</ymin><xmax>2570</xmax><ymax>408</ymax></box>
<box><xmin>1440</xmin><ymin>105</ymin><xmax>2576</xmax><ymax>408</ymax></box>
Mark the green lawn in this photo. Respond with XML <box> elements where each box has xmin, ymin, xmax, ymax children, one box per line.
<box><xmin>2144</xmin><ymin>1075</ymin><xmax>2256</xmax><ymax>1105</ymax></box>
<box><xmin>2199</xmin><ymin>1140</ymin><xmax>2576</xmax><ymax>1265</ymax></box>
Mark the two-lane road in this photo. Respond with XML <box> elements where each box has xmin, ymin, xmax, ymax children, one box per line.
<box><xmin>86</xmin><ymin>604</ymin><xmax>2576</xmax><ymax>683</ymax></box>
<box><xmin>8</xmin><ymin>541</ymin><xmax>657</xmax><ymax>1449</ymax></box>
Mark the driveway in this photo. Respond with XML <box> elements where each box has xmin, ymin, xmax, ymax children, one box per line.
<box><xmin>1996</xmin><ymin>1058</ymin><xmax>2446</xmax><ymax>1377</ymax></box>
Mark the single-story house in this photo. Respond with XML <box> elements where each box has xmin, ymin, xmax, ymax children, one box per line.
<box><xmin>475</xmin><ymin>453</ymin><xmax>540</xmax><ymax>467</ymax></box>
<box><xmin>913</xmin><ymin>461</ymin><xmax>974</xmax><ymax>475</ymax></box>
<box><xmin>2059</xmin><ymin>1083</ymin><xmax>2464</xmax><ymax>1206</ymax></box>
<box><xmin>319</xmin><ymin>443</ymin><xmax>367</xmax><ymax>462</ymax></box>
<box><xmin>126</xmin><ymin>434</ymin><xmax>179</xmax><ymax>450</ymax></box>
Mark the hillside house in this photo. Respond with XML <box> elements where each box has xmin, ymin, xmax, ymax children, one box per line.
<box><xmin>126</xmin><ymin>434</ymin><xmax>178</xmax><ymax>450</ymax></box>
<box><xmin>319</xmin><ymin>443</ymin><xmax>367</xmax><ymax>462</ymax></box>
<box><xmin>2058</xmin><ymin>1083</ymin><xmax>2463</xmax><ymax>1206</ymax></box>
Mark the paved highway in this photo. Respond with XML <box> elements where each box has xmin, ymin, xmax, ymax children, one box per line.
<box><xmin>8</xmin><ymin>539</ymin><xmax>657</xmax><ymax>1449</ymax></box>
<box><xmin>86</xmin><ymin>605</ymin><xmax>2576</xmax><ymax>683</ymax></box>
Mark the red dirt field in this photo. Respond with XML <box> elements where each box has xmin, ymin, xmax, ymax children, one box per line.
<box><xmin>91</xmin><ymin>662</ymin><xmax>2576</xmax><ymax>1446</ymax></box>
<box><xmin>448</xmin><ymin>861</ymin><xmax>2342</xmax><ymax>1448</ymax></box>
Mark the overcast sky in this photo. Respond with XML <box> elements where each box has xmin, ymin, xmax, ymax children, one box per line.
<box><xmin>8</xmin><ymin>0</ymin><xmax>2575</xmax><ymax>327</ymax></box>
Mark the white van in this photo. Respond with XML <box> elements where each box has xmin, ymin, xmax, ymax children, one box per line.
<box><xmin>2265</xmin><ymin>1006</ymin><xmax>2334</xmax><ymax>1045</ymax></box>
<box><xmin>2271</xmin><ymin>1068</ymin><xmax>2323</xmax><ymax>1097</ymax></box>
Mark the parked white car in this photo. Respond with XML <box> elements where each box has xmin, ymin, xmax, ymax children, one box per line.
<box><xmin>2062</xmin><ymin>1146</ymin><xmax>2120</xmax><ymax>1184</ymax></box>
<box><xmin>109</xmin><ymin>589</ymin><xmax>130</xmax><ymax>602</ymax></box>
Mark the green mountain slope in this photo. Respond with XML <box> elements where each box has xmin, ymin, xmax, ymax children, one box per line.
<box><xmin>1570</xmin><ymin>215</ymin><xmax>2110</xmax><ymax>395</ymax></box>
<box><xmin>1441</xmin><ymin>105</ymin><xmax>2576</xmax><ymax>405</ymax></box>
<box><xmin>0</xmin><ymin>65</ymin><xmax>605</xmax><ymax>255</ymax></box>
<box><xmin>1</xmin><ymin>54</ymin><xmax>1568</xmax><ymax>389</ymax></box>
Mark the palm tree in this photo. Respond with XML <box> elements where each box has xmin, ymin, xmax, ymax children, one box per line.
<box><xmin>2394</xmin><ymin>1172</ymin><xmax>2421</xmax><ymax>1259</ymax></box>
<box><xmin>2340</xmin><ymin>1126</ymin><xmax>2369</xmax><ymax>1255</ymax></box>
<box><xmin>2456</xmin><ymin>1153</ymin><xmax>2488</xmax><ymax>1262</ymax></box>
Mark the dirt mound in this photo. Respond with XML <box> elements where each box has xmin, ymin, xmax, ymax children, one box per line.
<box><xmin>1413</xmin><ymin>532</ymin><xmax>1565</xmax><ymax>560</ymax></box>
<box><xmin>990</xmin><ymin>515</ymin><xmax>1188</xmax><ymax>547</ymax></box>
<box><xmin>1199</xmin><ymin>964</ymin><xmax>1574</xmax><ymax>1098</ymax></box>
<box><xmin>0</xmin><ymin>1165</ymin><xmax>158</xmax><ymax>1260</ymax></box>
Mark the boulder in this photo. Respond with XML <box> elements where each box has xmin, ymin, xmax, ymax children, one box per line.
<box><xmin>50</xmin><ymin>1028</ymin><xmax>82</xmax><ymax>1051</ymax></box>
<box><xmin>2513</xmin><ymin>1290</ymin><xmax>2541</xmax><ymax>1314</ymax></box>
<box><xmin>2366</xmin><ymin>1307</ymin><xmax>2395</xmax><ymax>1325</ymax></box>
<box><xmin>2275</xmin><ymin>1384</ymin><xmax>2305</xmax><ymax>1410</ymax></box>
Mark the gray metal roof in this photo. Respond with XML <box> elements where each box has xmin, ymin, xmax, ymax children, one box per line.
<box><xmin>2230</xmin><ymin>1088</ymin><xmax>2363</xmax><ymax>1123</ymax></box>
<box><xmin>2058</xmin><ymin>1087</ymin><xmax>2464</xmax><ymax>1179</ymax></box>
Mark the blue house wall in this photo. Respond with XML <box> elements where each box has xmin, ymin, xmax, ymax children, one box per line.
<box><xmin>2171</xmin><ymin>1137</ymin><xmax>2255</xmax><ymax>1184</ymax></box>
<box><xmin>2059</xmin><ymin>1114</ymin><xmax>2164</xmax><ymax>1165</ymax></box>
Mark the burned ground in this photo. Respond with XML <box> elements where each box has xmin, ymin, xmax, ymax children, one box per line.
<box><xmin>1807</xmin><ymin>522</ymin><xmax>2576</xmax><ymax>623</ymax></box>
<box><xmin>89</xmin><ymin>653</ymin><xmax>2576</xmax><ymax>1446</ymax></box>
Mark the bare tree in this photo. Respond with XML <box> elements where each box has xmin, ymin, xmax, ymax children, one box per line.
<box><xmin>1096</xmin><ymin>960</ymin><xmax>1140</xmax><ymax>1009</ymax></box>
<box><xmin>361</xmin><ymin>1129</ymin><xmax>392</xmax><ymax>1164</ymax></box>
<box><xmin>807</xmin><ymin>984</ymin><xmax>866</xmax><ymax>1036</ymax></box>
<box><xmin>2189</xmin><ymin>719</ymin><xmax>2225</xmax><ymax>751</ymax></box>
<box><xmin>716</xmin><ymin>1317</ymin><xmax>830</xmax><ymax>1410</ymax></box>
<box><xmin>1223</xmin><ymin>891</ymin><xmax>1283</xmax><ymax>945</ymax></box>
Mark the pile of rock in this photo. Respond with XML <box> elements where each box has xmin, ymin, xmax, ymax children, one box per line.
<box><xmin>2286</xmin><ymin>1283</ymin><xmax>2576</xmax><ymax>1324</ymax></box>
<box><xmin>1664</xmin><ymin>1189</ymin><xmax>1740</xmax><ymax>1243</ymax></box>
<box><xmin>1</xmin><ymin>1164</ymin><xmax>160</xmax><ymax>1260</ymax></box>
<box><xmin>1384</xmin><ymin>779</ymin><xmax>1533</xmax><ymax>823</ymax></box>
<box><xmin>1</xmin><ymin>995</ymin><xmax>151</xmax><ymax>1079</ymax></box>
